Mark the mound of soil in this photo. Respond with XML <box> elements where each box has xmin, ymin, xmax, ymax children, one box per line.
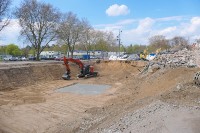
<box><xmin>0</xmin><ymin>63</ymin><xmax>64</xmax><ymax>90</ymax></box>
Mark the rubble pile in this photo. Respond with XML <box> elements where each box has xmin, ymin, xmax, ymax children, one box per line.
<box><xmin>155</xmin><ymin>48</ymin><xmax>197</xmax><ymax>67</ymax></box>
<box><xmin>143</xmin><ymin>48</ymin><xmax>199</xmax><ymax>73</ymax></box>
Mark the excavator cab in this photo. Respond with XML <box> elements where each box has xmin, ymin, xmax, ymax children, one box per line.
<box><xmin>77</xmin><ymin>65</ymin><xmax>98</xmax><ymax>78</ymax></box>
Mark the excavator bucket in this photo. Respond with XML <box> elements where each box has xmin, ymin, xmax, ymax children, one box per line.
<box><xmin>62</xmin><ymin>72</ymin><xmax>71</xmax><ymax>80</ymax></box>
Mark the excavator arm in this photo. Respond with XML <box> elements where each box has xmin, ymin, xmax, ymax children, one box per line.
<box><xmin>62</xmin><ymin>56</ymin><xmax>85</xmax><ymax>80</ymax></box>
<box><xmin>63</xmin><ymin>56</ymin><xmax>84</xmax><ymax>72</ymax></box>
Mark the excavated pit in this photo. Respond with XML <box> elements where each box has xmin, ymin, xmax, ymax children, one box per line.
<box><xmin>1</xmin><ymin>60</ymin><xmax>199</xmax><ymax>133</ymax></box>
<box><xmin>0</xmin><ymin>60</ymin><xmax>146</xmax><ymax>91</ymax></box>
<box><xmin>0</xmin><ymin>60</ymin><xmax>147</xmax><ymax>133</ymax></box>
<box><xmin>56</xmin><ymin>83</ymin><xmax>111</xmax><ymax>95</ymax></box>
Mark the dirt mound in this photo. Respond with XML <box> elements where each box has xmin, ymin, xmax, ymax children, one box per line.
<box><xmin>94</xmin><ymin>61</ymin><xmax>147</xmax><ymax>81</ymax></box>
<box><xmin>0</xmin><ymin>63</ymin><xmax>65</xmax><ymax>90</ymax></box>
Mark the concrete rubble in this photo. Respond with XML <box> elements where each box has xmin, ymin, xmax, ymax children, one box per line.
<box><xmin>142</xmin><ymin>48</ymin><xmax>199</xmax><ymax>73</ymax></box>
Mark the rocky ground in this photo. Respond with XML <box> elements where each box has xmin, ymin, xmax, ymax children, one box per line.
<box><xmin>99</xmin><ymin>101</ymin><xmax>200</xmax><ymax>133</ymax></box>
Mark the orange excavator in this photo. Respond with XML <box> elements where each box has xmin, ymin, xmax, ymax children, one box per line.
<box><xmin>62</xmin><ymin>56</ymin><xmax>98</xmax><ymax>80</ymax></box>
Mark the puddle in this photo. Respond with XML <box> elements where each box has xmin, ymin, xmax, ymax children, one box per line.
<box><xmin>56</xmin><ymin>83</ymin><xmax>111</xmax><ymax>95</ymax></box>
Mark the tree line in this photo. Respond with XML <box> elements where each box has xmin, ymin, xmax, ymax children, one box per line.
<box><xmin>0</xmin><ymin>0</ymin><xmax>200</xmax><ymax>60</ymax></box>
<box><xmin>126</xmin><ymin>35</ymin><xmax>192</xmax><ymax>54</ymax></box>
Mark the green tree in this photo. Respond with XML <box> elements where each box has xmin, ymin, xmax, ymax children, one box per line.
<box><xmin>28</xmin><ymin>48</ymin><xmax>36</xmax><ymax>56</ymax></box>
<box><xmin>95</xmin><ymin>39</ymin><xmax>109</xmax><ymax>51</ymax></box>
<box><xmin>0</xmin><ymin>45</ymin><xmax>7</xmax><ymax>54</ymax></box>
<box><xmin>131</xmin><ymin>44</ymin><xmax>146</xmax><ymax>54</ymax></box>
<box><xmin>6</xmin><ymin>44</ymin><xmax>22</xmax><ymax>56</ymax></box>
<box><xmin>120</xmin><ymin>45</ymin><xmax>126</xmax><ymax>52</ymax></box>
<box><xmin>21</xmin><ymin>45</ymin><xmax>31</xmax><ymax>57</ymax></box>
<box><xmin>127</xmin><ymin>44</ymin><xmax>133</xmax><ymax>53</ymax></box>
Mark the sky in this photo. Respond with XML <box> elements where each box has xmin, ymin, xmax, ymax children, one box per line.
<box><xmin>0</xmin><ymin>0</ymin><xmax>200</xmax><ymax>47</ymax></box>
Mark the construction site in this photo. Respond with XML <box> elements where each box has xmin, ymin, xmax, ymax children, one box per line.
<box><xmin>0</xmin><ymin>48</ymin><xmax>199</xmax><ymax>133</ymax></box>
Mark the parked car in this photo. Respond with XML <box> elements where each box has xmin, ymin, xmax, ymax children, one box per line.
<box><xmin>54</xmin><ymin>57</ymin><xmax>64</xmax><ymax>61</ymax></box>
<box><xmin>127</xmin><ymin>54</ymin><xmax>140</xmax><ymax>61</ymax></box>
<box><xmin>9</xmin><ymin>57</ymin><xmax>18</xmax><ymax>61</ymax></box>
<box><xmin>3</xmin><ymin>57</ymin><xmax>11</xmax><ymax>61</ymax></box>
<box><xmin>109</xmin><ymin>55</ymin><xmax>118</xmax><ymax>60</ymax></box>
<box><xmin>40</xmin><ymin>57</ymin><xmax>48</xmax><ymax>60</ymax></box>
<box><xmin>41</xmin><ymin>56</ymin><xmax>56</xmax><ymax>60</ymax></box>
<box><xmin>117</xmin><ymin>54</ymin><xmax>129</xmax><ymax>60</ymax></box>
<box><xmin>29</xmin><ymin>57</ymin><xmax>36</xmax><ymax>60</ymax></box>
<box><xmin>21</xmin><ymin>57</ymin><xmax>28</xmax><ymax>61</ymax></box>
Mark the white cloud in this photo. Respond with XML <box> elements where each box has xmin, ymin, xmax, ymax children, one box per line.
<box><xmin>106</xmin><ymin>4</ymin><xmax>130</xmax><ymax>16</ymax></box>
<box><xmin>117</xmin><ymin>18</ymin><xmax>155</xmax><ymax>44</ymax></box>
<box><xmin>116</xmin><ymin>19</ymin><xmax>136</xmax><ymax>25</ymax></box>
<box><xmin>179</xmin><ymin>17</ymin><xmax>200</xmax><ymax>37</ymax></box>
<box><xmin>156</xmin><ymin>16</ymin><xmax>184</xmax><ymax>22</ymax></box>
<box><xmin>137</xmin><ymin>17</ymin><xmax>155</xmax><ymax>32</ymax></box>
<box><xmin>0</xmin><ymin>19</ymin><xmax>22</xmax><ymax>46</ymax></box>
<box><xmin>95</xmin><ymin>16</ymin><xmax>200</xmax><ymax>45</ymax></box>
<box><xmin>94</xmin><ymin>19</ymin><xmax>135</xmax><ymax>29</ymax></box>
<box><xmin>187</xmin><ymin>17</ymin><xmax>200</xmax><ymax>33</ymax></box>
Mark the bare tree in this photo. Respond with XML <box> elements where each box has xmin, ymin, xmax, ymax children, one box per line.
<box><xmin>104</xmin><ymin>31</ymin><xmax>117</xmax><ymax>51</ymax></box>
<box><xmin>89</xmin><ymin>30</ymin><xmax>103</xmax><ymax>50</ymax></box>
<box><xmin>79</xmin><ymin>18</ymin><xmax>92</xmax><ymax>53</ymax></box>
<box><xmin>148</xmin><ymin>35</ymin><xmax>170</xmax><ymax>52</ymax></box>
<box><xmin>170</xmin><ymin>36</ymin><xmax>189</xmax><ymax>46</ymax></box>
<box><xmin>57</xmin><ymin>12</ymin><xmax>83</xmax><ymax>57</ymax></box>
<box><xmin>0</xmin><ymin>0</ymin><xmax>11</xmax><ymax>31</ymax></box>
<box><xmin>85</xmin><ymin>30</ymin><xmax>117</xmax><ymax>52</ymax></box>
<box><xmin>14</xmin><ymin>0</ymin><xmax>60</xmax><ymax>60</ymax></box>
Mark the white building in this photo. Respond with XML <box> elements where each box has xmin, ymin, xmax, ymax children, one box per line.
<box><xmin>40</xmin><ymin>51</ymin><xmax>61</xmax><ymax>58</ymax></box>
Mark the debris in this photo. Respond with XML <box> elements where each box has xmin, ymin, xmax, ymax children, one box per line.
<box><xmin>142</xmin><ymin>48</ymin><xmax>199</xmax><ymax>73</ymax></box>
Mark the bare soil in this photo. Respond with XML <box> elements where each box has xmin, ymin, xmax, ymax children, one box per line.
<box><xmin>0</xmin><ymin>61</ymin><xmax>199</xmax><ymax>133</ymax></box>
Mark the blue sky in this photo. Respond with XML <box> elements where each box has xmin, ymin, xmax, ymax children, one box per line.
<box><xmin>1</xmin><ymin>0</ymin><xmax>200</xmax><ymax>47</ymax></box>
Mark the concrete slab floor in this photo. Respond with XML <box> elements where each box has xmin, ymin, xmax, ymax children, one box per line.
<box><xmin>55</xmin><ymin>83</ymin><xmax>111</xmax><ymax>95</ymax></box>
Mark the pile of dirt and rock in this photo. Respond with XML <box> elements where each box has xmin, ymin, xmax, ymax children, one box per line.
<box><xmin>142</xmin><ymin>49</ymin><xmax>199</xmax><ymax>74</ymax></box>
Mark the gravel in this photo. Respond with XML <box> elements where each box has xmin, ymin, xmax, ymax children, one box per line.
<box><xmin>98</xmin><ymin>100</ymin><xmax>200</xmax><ymax>133</ymax></box>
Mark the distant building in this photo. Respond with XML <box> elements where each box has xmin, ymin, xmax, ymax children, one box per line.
<box><xmin>40</xmin><ymin>51</ymin><xmax>61</xmax><ymax>58</ymax></box>
<box><xmin>72</xmin><ymin>50</ymin><xmax>108</xmax><ymax>59</ymax></box>
<box><xmin>89</xmin><ymin>50</ymin><xmax>106</xmax><ymax>58</ymax></box>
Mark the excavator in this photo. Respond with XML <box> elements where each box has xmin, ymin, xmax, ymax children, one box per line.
<box><xmin>62</xmin><ymin>56</ymin><xmax>98</xmax><ymax>80</ymax></box>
